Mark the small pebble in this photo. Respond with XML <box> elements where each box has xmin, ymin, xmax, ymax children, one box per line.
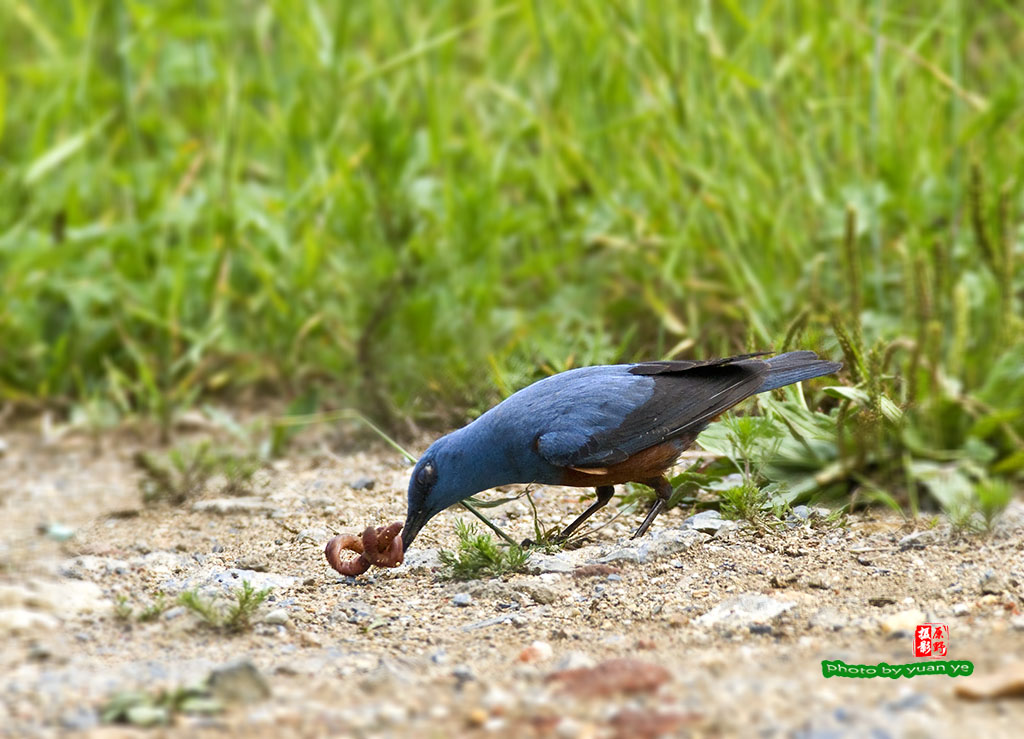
<box><xmin>466</xmin><ymin>707</ymin><xmax>488</xmax><ymax>727</ymax></box>
<box><xmin>682</xmin><ymin>509</ymin><xmax>726</xmax><ymax>534</ymax></box>
<box><xmin>163</xmin><ymin>606</ymin><xmax>186</xmax><ymax>621</ymax></box>
<box><xmin>453</xmin><ymin>593</ymin><xmax>472</xmax><ymax>607</ymax></box>
<box><xmin>263</xmin><ymin>608</ymin><xmax>289</xmax><ymax>625</ymax></box>
<box><xmin>208</xmin><ymin>660</ymin><xmax>271</xmax><ymax>704</ymax></box>
<box><xmin>453</xmin><ymin>665</ymin><xmax>475</xmax><ymax>686</ymax></box>
<box><xmin>898</xmin><ymin>530</ymin><xmax>936</xmax><ymax>550</ymax></box>
<box><xmin>482</xmin><ymin>686</ymin><xmax>515</xmax><ymax>714</ymax></box>
<box><xmin>980</xmin><ymin>571</ymin><xmax>1007</xmax><ymax>595</ymax></box>
<box><xmin>517</xmin><ymin>640</ymin><xmax>553</xmax><ymax>663</ymax></box>
<box><xmin>880</xmin><ymin>609</ymin><xmax>925</xmax><ymax>637</ymax></box>
<box><xmin>554</xmin><ymin>651</ymin><xmax>596</xmax><ymax>671</ymax></box>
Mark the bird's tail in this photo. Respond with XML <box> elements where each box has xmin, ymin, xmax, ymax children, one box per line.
<box><xmin>757</xmin><ymin>351</ymin><xmax>842</xmax><ymax>392</ymax></box>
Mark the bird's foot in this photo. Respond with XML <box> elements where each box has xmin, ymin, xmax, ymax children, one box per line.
<box><xmin>630</xmin><ymin>499</ymin><xmax>665</xmax><ymax>539</ymax></box>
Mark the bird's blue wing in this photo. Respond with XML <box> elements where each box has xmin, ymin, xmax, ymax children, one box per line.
<box><xmin>532</xmin><ymin>358</ymin><xmax>771</xmax><ymax>468</ymax></box>
<box><xmin>496</xmin><ymin>366</ymin><xmax>654</xmax><ymax>468</ymax></box>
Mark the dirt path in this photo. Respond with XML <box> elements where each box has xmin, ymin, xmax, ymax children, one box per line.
<box><xmin>2</xmin><ymin>426</ymin><xmax>1023</xmax><ymax>738</ymax></box>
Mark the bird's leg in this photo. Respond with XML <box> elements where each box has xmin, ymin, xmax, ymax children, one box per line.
<box><xmin>552</xmin><ymin>485</ymin><xmax>616</xmax><ymax>542</ymax></box>
<box><xmin>631</xmin><ymin>476</ymin><xmax>674</xmax><ymax>539</ymax></box>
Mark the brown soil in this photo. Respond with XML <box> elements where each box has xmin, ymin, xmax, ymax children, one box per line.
<box><xmin>1</xmin><ymin>424</ymin><xmax>1023</xmax><ymax>738</ymax></box>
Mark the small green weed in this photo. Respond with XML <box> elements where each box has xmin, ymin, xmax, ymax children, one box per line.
<box><xmin>114</xmin><ymin>593</ymin><xmax>170</xmax><ymax>622</ymax></box>
<box><xmin>943</xmin><ymin>476</ymin><xmax>1014</xmax><ymax>534</ymax></box>
<box><xmin>521</xmin><ymin>489</ymin><xmax>574</xmax><ymax>550</ymax></box>
<box><xmin>138</xmin><ymin>593</ymin><xmax>170</xmax><ymax>622</ymax></box>
<box><xmin>102</xmin><ymin>684</ymin><xmax>224</xmax><ymax>727</ymax></box>
<box><xmin>114</xmin><ymin>596</ymin><xmax>133</xmax><ymax>621</ymax></box>
<box><xmin>178</xmin><ymin>581</ymin><xmax>271</xmax><ymax>632</ymax></box>
<box><xmin>134</xmin><ymin>441</ymin><xmax>260</xmax><ymax>505</ymax></box>
<box><xmin>439</xmin><ymin>520</ymin><xmax>531</xmax><ymax>580</ymax></box>
<box><xmin>976</xmin><ymin>479</ymin><xmax>1014</xmax><ymax>532</ymax></box>
<box><xmin>719</xmin><ymin>480</ymin><xmax>772</xmax><ymax>527</ymax></box>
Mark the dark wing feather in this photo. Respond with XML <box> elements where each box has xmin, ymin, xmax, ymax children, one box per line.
<box><xmin>628</xmin><ymin>351</ymin><xmax>771</xmax><ymax>376</ymax></box>
<box><xmin>558</xmin><ymin>357</ymin><xmax>770</xmax><ymax>468</ymax></box>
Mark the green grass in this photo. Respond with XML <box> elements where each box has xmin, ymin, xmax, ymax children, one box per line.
<box><xmin>1</xmin><ymin>2</ymin><xmax>1021</xmax><ymax>512</ymax></box>
<box><xmin>178</xmin><ymin>581</ymin><xmax>271</xmax><ymax>632</ymax></box>
<box><xmin>439</xmin><ymin>519</ymin><xmax>531</xmax><ymax>580</ymax></box>
<box><xmin>134</xmin><ymin>440</ymin><xmax>260</xmax><ymax>505</ymax></box>
<box><xmin>114</xmin><ymin>592</ymin><xmax>170</xmax><ymax>623</ymax></box>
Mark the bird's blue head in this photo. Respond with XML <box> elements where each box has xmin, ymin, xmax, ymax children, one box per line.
<box><xmin>401</xmin><ymin>427</ymin><xmax>514</xmax><ymax>551</ymax></box>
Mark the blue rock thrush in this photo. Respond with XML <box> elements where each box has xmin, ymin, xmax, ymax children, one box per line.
<box><xmin>401</xmin><ymin>351</ymin><xmax>840</xmax><ymax>549</ymax></box>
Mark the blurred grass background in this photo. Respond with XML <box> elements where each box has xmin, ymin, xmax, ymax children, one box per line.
<box><xmin>0</xmin><ymin>1</ymin><xmax>1021</xmax><ymax>510</ymax></box>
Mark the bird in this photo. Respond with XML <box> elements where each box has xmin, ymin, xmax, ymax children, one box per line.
<box><xmin>401</xmin><ymin>351</ymin><xmax>841</xmax><ymax>551</ymax></box>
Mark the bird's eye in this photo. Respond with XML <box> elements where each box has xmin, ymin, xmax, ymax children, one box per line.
<box><xmin>416</xmin><ymin>461</ymin><xmax>437</xmax><ymax>488</ymax></box>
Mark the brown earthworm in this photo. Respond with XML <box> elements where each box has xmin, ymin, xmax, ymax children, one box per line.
<box><xmin>324</xmin><ymin>522</ymin><xmax>404</xmax><ymax>576</ymax></box>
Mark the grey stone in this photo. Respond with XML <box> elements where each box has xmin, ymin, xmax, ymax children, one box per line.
<box><xmin>453</xmin><ymin>592</ymin><xmax>472</xmax><ymax>607</ymax></box>
<box><xmin>461</xmin><ymin>614</ymin><xmax>515</xmax><ymax>631</ymax></box>
<box><xmin>980</xmin><ymin>570</ymin><xmax>1008</xmax><ymax>595</ymax></box>
<box><xmin>452</xmin><ymin>665</ymin><xmax>475</xmax><ymax>686</ymax></box>
<box><xmin>696</xmin><ymin>595</ymin><xmax>796</xmax><ymax>628</ymax></box>
<box><xmin>809</xmin><ymin>607</ymin><xmax>847</xmax><ymax>631</ymax></box>
<box><xmin>885</xmin><ymin>693</ymin><xmax>928</xmax><ymax>712</ymax></box>
<box><xmin>192</xmin><ymin>497</ymin><xmax>275</xmax><ymax>515</ymax></box>
<box><xmin>332</xmin><ymin>600</ymin><xmax>375</xmax><ymax>624</ymax></box>
<box><xmin>163</xmin><ymin>606</ymin><xmax>187</xmax><ymax>620</ymax></box>
<box><xmin>880</xmin><ymin>609</ymin><xmax>925</xmax><ymax>636</ymax></box>
<box><xmin>294</xmin><ymin>527</ymin><xmax>330</xmax><ymax>545</ymax></box>
<box><xmin>599</xmin><ymin>528</ymin><xmax>707</xmax><ymax>564</ymax></box>
<box><xmin>160</xmin><ymin>568</ymin><xmax>299</xmax><ymax>596</ymax></box>
<box><xmin>898</xmin><ymin>530</ymin><xmax>938</xmax><ymax>550</ymax></box>
<box><xmin>515</xmin><ymin>583</ymin><xmax>558</xmax><ymax>605</ymax></box>
<box><xmin>645</xmin><ymin>528</ymin><xmax>708</xmax><ymax>557</ymax></box>
<box><xmin>598</xmin><ymin>546</ymin><xmax>647</xmax><ymax>564</ymax></box>
<box><xmin>554</xmin><ymin>651</ymin><xmax>596</xmax><ymax>671</ymax></box>
<box><xmin>207</xmin><ymin>660</ymin><xmax>270</xmax><ymax>704</ymax></box>
<box><xmin>526</xmin><ymin>552</ymin><xmax>574</xmax><ymax>574</ymax></box>
<box><xmin>0</xmin><ymin>579</ymin><xmax>112</xmax><ymax>616</ymax></box>
<box><xmin>683</xmin><ymin>509</ymin><xmax>726</xmax><ymax>534</ymax></box>
<box><xmin>0</xmin><ymin>608</ymin><xmax>60</xmax><ymax>637</ymax></box>
<box><xmin>402</xmin><ymin>548</ymin><xmax>442</xmax><ymax>573</ymax></box>
<box><xmin>263</xmin><ymin>608</ymin><xmax>289</xmax><ymax>625</ymax></box>
<box><xmin>714</xmin><ymin>520</ymin><xmax>741</xmax><ymax>538</ymax></box>
<box><xmin>234</xmin><ymin>555</ymin><xmax>269</xmax><ymax>572</ymax></box>
<box><xmin>59</xmin><ymin>706</ymin><xmax>99</xmax><ymax>731</ymax></box>
<box><xmin>467</xmin><ymin>581</ymin><xmax>517</xmax><ymax>602</ymax></box>
<box><xmin>203</xmin><ymin>569</ymin><xmax>298</xmax><ymax>593</ymax></box>
<box><xmin>350</xmin><ymin>477</ymin><xmax>376</xmax><ymax>491</ymax></box>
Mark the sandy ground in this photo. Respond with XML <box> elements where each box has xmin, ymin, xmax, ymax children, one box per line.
<box><xmin>1</xmin><ymin>422</ymin><xmax>1023</xmax><ymax>738</ymax></box>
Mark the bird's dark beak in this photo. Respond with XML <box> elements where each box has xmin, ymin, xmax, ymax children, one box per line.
<box><xmin>401</xmin><ymin>508</ymin><xmax>429</xmax><ymax>552</ymax></box>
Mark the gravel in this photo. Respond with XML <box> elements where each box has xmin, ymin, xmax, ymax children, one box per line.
<box><xmin>1</xmin><ymin>428</ymin><xmax>1021</xmax><ymax>738</ymax></box>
